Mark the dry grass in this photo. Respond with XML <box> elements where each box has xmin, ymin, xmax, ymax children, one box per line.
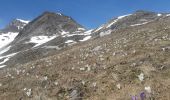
<box><xmin>0</xmin><ymin>17</ymin><xmax>170</xmax><ymax>100</ymax></box>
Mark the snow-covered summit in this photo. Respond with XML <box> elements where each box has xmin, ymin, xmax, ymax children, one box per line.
<box><xmin>16</xmin><ymin>19</ymin><xmax>30</xmax><ymax>24</ymax></box>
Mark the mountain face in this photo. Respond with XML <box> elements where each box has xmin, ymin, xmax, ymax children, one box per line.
<box><xmin>15</xmin><ymin>12</ymin><xmax>85</xmax><ymax>41</ymax></box>
<box><xmin>0</xmin><ymin>10</ymin><xmax>170</xmax><ymax>100</ymax></box>
<box><xmin>0</xmin><ymin>12</ymin><xmax>91</xmax><ymax>67</ymax></box>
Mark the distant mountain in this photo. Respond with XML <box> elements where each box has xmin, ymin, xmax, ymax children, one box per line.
<box><xmin>0</xmin><ymin>19</ymin><xmax>29</xmax><ymax>33</ymax></box>
<box><xmin>0</xmin><ymin>19</ymin><xmax>29</xmax><ymax>52</ymax></box>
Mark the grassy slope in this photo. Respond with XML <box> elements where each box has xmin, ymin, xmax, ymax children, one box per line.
<box><xmin>0</xmin><ymin>17</ymin><xmax>170</xmax><ymax>100</ymax></box>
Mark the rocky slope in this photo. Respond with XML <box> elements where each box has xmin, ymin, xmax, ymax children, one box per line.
<box><xmin>0</xmin><ymin>11</ymin><xmax>170</xmax><ymax>100</ymax></box>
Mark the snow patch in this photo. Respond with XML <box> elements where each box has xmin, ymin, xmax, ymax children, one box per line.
<box><xmin>106</xmin><ymin>20</ymin><xmax>117</xmax><ymax>28</ymax></box>
<box><xmin>0</xmin><ymin>52</ymin><xmax>18</xmax><ymax>68</ymax></box>
<box><xmin>94</xmin><ymin>25</ymin><xmax>104</xmax><ymax>32</ymax></box>
<box><xmin>0</xmin><ymin>32</ymin><xmax>19</xmax><ymax>49</ymax></box>
<box><xmin>0</xmin><ymin>65</ymin><xmax>6</xmax><ymax>68</ymax></box>
<box><xmin>0</xmin><ymin>52</ymin><xmax>18</xmax><ymax>60</ymax></box>
<box><xmin>130</xmin><ymin>22</ymin><xmax>149</xmax><ymax>26</ymax></box>
<box><xmin>57</xmin><ymin>13</ymin><xmax>62</xmax><ymax>16</ymax></box>
<box><xmin>78</xmin><ymin>28</ymin><xmax>86</xmax><ymax>31</ymax></box>
<box><xmin>61</xmin><ymin>30</ymin><xmax>69</xmax><ymax>35</ymax></box>
<box><xmin>79</xmin><ymin>36</ymin><xmax>91</xmax><ymax>42</ymax></box>
<box><xmin>0</xmin><ymin>57</ymin><xmax>9</xmax><ymax>65</ymax></box>
<box><xmin>100</xmin><ymin>30</ymin><xmax>112</xmax><ymax>37</ymax></box>
<box><xmin>84</xmin><ymin>29</ymin><xmax>93</xmax><ymax>35</ymax></box>
<box><xmin>43</xmin><ymin>46</ymin><xmax>61</xmax><ymax>50</ymax></box>
<box><xmin>106</xmin><ymin>14</ymin><xmax>131</xmax><ymax>28</ymax></box>
<box><xmin>65</xmin><ymin>40</ymin><xmax>77</xmax><ymax>46</ymax></box>
<box><xmin>62</xmin><ymin>33</ymin><xmax>84</xmax><ymax>37</ymax></box>
<box><xmin>117</xmin><ymin>14</ymin><xmax>132</xmax><ymax>19</ymax></box>
<box><xmin>17</xmin><ymin>26</ymin><xmax>24</xmax><ymax>30</ymax></box>
<box><xmin>157</xmin><ymin>14</ymin><xmax>162</xmax><ymax>17</ymax></box>
<box><xmin>16</xmin><ymin>19</ymin><xmax>30</xmax><ymax>24</ymax></box>
<box><xmin>74</xmin><ymin>30</ymin><xmax>82</xmax><ymax>33</ymax></box>
<box><xmin>166</xmin><ymin>14</ymin><xmax>170</xmax><ymax>16</ymax></box>
<box><xmin>0</xmin><ymin>46</ymin><xmax>11</xmax><ymax>55</ymax></box>
<box><xmin>29</xmin><ymin>35</ymin><xmax>57</xmax><ymax>47</ymax></box>
<box><xmin>65</xmin><ymin>40</ymin><xmax>76</xmax><ymax>44</ymax></box>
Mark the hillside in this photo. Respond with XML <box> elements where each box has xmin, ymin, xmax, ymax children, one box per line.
<box><xmin>0</xmin><ymin>11</ymin><xmax>170</xmax><ymax>100</ymax></box>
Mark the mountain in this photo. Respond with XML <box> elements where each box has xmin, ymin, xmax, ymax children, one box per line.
<box><xmin>0</xmin><ymin>19</ymin><xmax>29</xmax><ymax>33</ymax></box>
<box><xmin>0</xmin><ymin>12</ymin><xmax>92</xmax><ymax>68</ymax></box>
<box><xmin>0</xmin><ymin>19</ymin><xmax>29</xmax><ymax>54</ymax></box>
<box><xmin>15</xmin><ymin>12</ymin><xmax>85</xmax><ymax>41</ymax></box>
<box><xmin>0</xmin><ymin>10</ymin><xmax>170</xmax><ymax>100</ymax></box>
<box><xmin>92</xmin><ymin>10</ymin><xmax>167</xmax><ymax>37</ymax></box>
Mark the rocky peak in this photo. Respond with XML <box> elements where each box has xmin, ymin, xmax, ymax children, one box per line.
<box><xmin>1</xmin><ymin>19</ymin><xmax>29</xmax><ymax>33</ymax></box>
<box><xmin>16</xmin><ymin>11</ymin><xmax>85</xmax><ymax>39</ymax></box>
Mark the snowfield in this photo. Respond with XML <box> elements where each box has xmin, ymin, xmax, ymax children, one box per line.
<box><xmin>65</xmin><ymin>40</ymin><xmax>76</xmax><ymax>44</ymax></box>
<box><xmin>0</xmin><ymin>32</ymin><xmax>19</xmax><ymax>49</ymax></box>
<box><xmin>79</xmin><ymin>36</ymin><xmax>91</xmax><ymax>42</ymax></box>
<box><xmin>78</xmin><ymin>28</ymin><xmax>86</xmax><ymax>31</ymax></box>
<box><xmin>29</xmin><ymin>35</ymin><xmax>57</xmax><ymax>47</ymax></box>
<box><xmin>0</xmin><ymin>52</ymin><xmax>18</xmax><ymax>68</ymax></box>
<box><xmin>61</xmin><ymin>30</ymin><xmax>70</xmax><ymax>35</ymax></box>
<box><xmin>157</xmin><ymin>14</ymin><xmax>162</xmax><ymax>17</ymax></box>
<box><xmin>0</xmin><ymin>46</ymin><xmax>11</xmax><ymax>55</ymax></box>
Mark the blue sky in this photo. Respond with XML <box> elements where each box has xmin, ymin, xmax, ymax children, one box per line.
<box><xmin>0</xmin><ymin>0</ymin><xmax>170</xmax><ymax>29</ymax></box>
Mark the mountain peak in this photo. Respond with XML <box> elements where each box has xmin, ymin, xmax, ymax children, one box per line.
<box><xmin>0</xmin><ymin>18</ymin><xmax>29</xmax><ymax>33</ymax></box>
<box><xmin>29</xmin><ymin>11</ymin><xmax>74</xmax><ymax>25</ymax></box>
<box><xmin>33</xmin><ymin>11</ymin><xmax>68</xmax><ymax>22</ymax></box>
<box><xmin>16</xmin><ymin>19</ymin><xmax>30</xmax><ymax>24</ymax></box>
<box><xmin>42</xmin><ymin>11</ymin><xmax>63</xmax><ymax>16</ymax></box>
<box><xmin>14</xmin><ymin>11</ymin><xmax>85</xmax><ymax>42</ymax></box>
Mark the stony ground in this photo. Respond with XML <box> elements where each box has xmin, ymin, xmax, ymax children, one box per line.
<box><xmin>0</xmin><ymin>17</ymin><xmax>170</xmax><ymax>100</ymax></box>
